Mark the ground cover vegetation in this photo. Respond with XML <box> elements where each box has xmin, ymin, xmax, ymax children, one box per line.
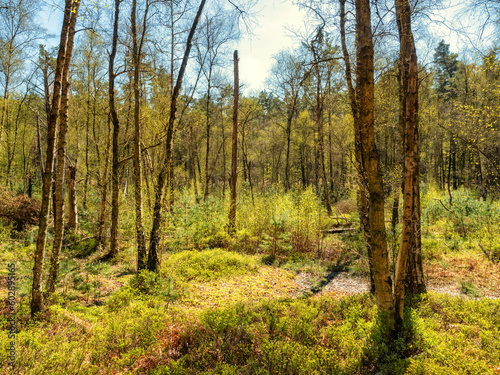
<box><xmin>1</xmin><ymin>0</ymin><xmax>500</xmax><ymax>373</ymax></box>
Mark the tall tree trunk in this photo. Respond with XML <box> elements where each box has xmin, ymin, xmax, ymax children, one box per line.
<box><xmin>31</xmin><ymin>0</ymin><xmax>77</xmax><ymax>317</ymax></box>
<box><xmin>148</xmin><ymin>0</ymin><xmax>207</xmax><ymax>272</ymax></box>
<box><xmin>46</xmin><ymin>4</ymin><xmax>79</xmax><ymax>296</ymax></box>
<box><xmin>394</xmin><ymin>0</ymin><xmax>425</xmax><ymax>325</ymax></box>
<box><xmin>228</xmin><ymin>50</ymin><xmax>239</xmax><ymax>233</ymax></box>
<box><xmin>356</xmin><ymin>0</ymin><xmax>394</xmax><ymax>323</ymax></box>
<box><xmin>339</xmin><ymin>0</ymin><xmax>375</xmax><ymax>294</ymax></box>
<box><xmin>132</xmin><ymin>0</ymin><xmax>148</xmax><ymax>271</ymax></box>
<box><xmin>107</xmin><ymin>0</ymin><xmax>121</xmax><ymax>260</ymax></box>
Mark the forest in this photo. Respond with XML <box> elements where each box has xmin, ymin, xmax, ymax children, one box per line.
<box><xmin>1</xmin><ymin>0</ymin><xmax>500</xmax><ymax>373</ymax></box>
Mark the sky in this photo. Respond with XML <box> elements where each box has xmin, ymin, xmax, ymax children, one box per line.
<box><xmin>236</xmin><ymin>0</ymin><xmax>307</xmax><ymax>94</ymax></box>
<box><xmin>36</xmin><ymin>0</ymin><xmax>492</xmax><ymax>96</ymax></box>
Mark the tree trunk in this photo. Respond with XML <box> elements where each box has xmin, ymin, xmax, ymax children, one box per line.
<box><xmin>46</xmin><ymin>3</ymin><xmax>79</xmax><ymax>296</ymax></box>
<box><xmin>131</xmin><ymin>0</ymin><xmax>148</xmax><ymax>271</ymax></box>
<box><xmin>107</xmin><ymin>0</ymin><xmax>121</xmax><ymax>260</ymax></box>
<box><xmin>31</xmin><ymin>0</ymin><xmax>76</xmax><ymax>317</ymax></box>
<box><xmin>394</xmin><ymin>0</ymin><xmax>425</xmax><ymax>325</ymax></box>
<box><xmin>148</xmin><ymin>0</ymin><xmax>207</xmax><ymax>273</ymax></box>
<box><xmin>228</xmin><ymin>50</ymin><xmax>239</xmax><ymax>233</ymax></box>
<box><xmin>339</xmin><ymin>0</ymin><xmax>375</xmax><ymax>294</ymax></box>
<box><xmin>356</xmin><ymin>0</ymin><xmax>394</xmax><ymax>323</ymax></box>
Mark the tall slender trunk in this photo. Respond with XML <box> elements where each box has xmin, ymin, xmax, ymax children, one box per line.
<box><xmin>339</xmin><ymin>0</ymin><xmax>375</xmax><ymax>293</ymax></box>
<box><xmin>204</xmin><ymin>68</ymin><xmax>213</xmax><ymax>200</ymax></box>
<box><xmin>31</xmin><ymin>0</ymin><xmax>77</xmax><ymax>317</ymax></box>
<box><xmin>148</xmin><ymin>0</ymin><xmax>207</xmax><ymax>272</ymax></box>
<box><xmin>46</xmin><ymin>4</ymin><xmax>79</xmax><ymax>296</ymax></box>
<box><xmin>356</xmin><ymin>0</ymin><xmax>394</xmax><ymax>323</ymax></box>
<box><xmin>394</xmin><ymin>0</ymin><xmax>425</xmax><ymax>325</ymax></box>
<box><xmin>132</xmin><ymin>0</ymin><xmax>148</xmax><ymax>271</ymax></box>
<box><xmin>228</xmin><ymin>50</ymin><xmax>239</xmax><ymax>233</ymax></box>
<box><xmin>107</xmin><ymin>0</ymin><xmax>121</xmax><ymax>259</ymax></box>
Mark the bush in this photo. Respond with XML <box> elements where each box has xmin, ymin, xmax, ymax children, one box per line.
<box><xmin>423</xmin><ymin>188</ymin><xmax>500</xmax><ymax>239</ymax></box>
<box><xmin>0</xmin><ymin>188</ymin><xmax>40</xmax><ymax>231</ymax></box>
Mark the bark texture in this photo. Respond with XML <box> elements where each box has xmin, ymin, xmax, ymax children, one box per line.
<box><xmin>394</xmin><ymin>0</ymin><xmax>425</xmax><ymax>324</ymax></box>
<box><xmin>31</xmin><ymin>0</ymin><xmax>77</xmax><ymax>317</ymax></box>
<box><xmin>108</xmin><ymin>0</ymin><xmax>121</xmax><ymax>260</ymax></box>
<box><xmin>339</xmin><ymin>0</ymin><xmax>375</xmax><ymax>294</ymax></box>
<box><xmin>46</xmin><ymin>2</ymin><xmax>79</xmax><ymax>296</ymax></box>
<box><xmin>355</xmin><ymin>0</ymin><xmax>394</xmax><ymax>321</ymax></box>
<box><xmin>131</xmin><ymin>0</ymin><xmax>148</xmax><ymax>271</ymax></box>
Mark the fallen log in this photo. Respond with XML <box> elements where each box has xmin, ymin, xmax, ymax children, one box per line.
<box><xmin>322</xmin><ymin>227</ymin><xmax>357</xmax><ymax>234</ymax></box>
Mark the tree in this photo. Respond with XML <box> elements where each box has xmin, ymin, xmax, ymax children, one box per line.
<box><xmin>434</xmin><ymin>40</ymin><xmax>459</xmax><ymax>191</ymax></box>
<box><xmin>106</xmin><ymin>0</ymin><xmax>122</xmax><ymax>260</ymax></box>
<box><xmin>228</xmin><ymin>50</ymin><xmax>239</xmax><ymax>233</ymax></box>
<box><xmin>339</xmin><ymin>0</ymin><xmax>375</xmax><ymax>294</ymax></box>
<box><xmin>393</xmin><ymin>0</ymin><xmax>425</xmax><ymax>326</ymax></box>
<box><xmin>0</xmin><ymin>0</ymin><xmax>42</xmax><ymax>183</ymax></box>
<box><xmin>147</xmin><ymin>0</ymin><xmax>207</xmax><ymax>273</ymax></box>
<box><xmin>269</xmin><ymin>49</ymin><xmax>304</xmax><ymax>192</ymax></box>
<box><xmin>355</xmin><ymin>0</ymin><xmax>394</xmax><ymax>324</ymax></box>
<box><xmin>31</xmin><ymin>0</ymin><xmax>80</xmax><ymax>317</ymax></box>
<box><xmin>45</xmin><ymin>0</ymin><xmax>79</xmax><ymax>296</ymax></box>
<box><xmin>195</xmin><ymin>11</ymin><xmax>238</xmax><ymax>200</ymax></box>
<box><xmin>131</xmin><ymin>0</ymin><xmax>150</xmax><ymax>271</ymax></box>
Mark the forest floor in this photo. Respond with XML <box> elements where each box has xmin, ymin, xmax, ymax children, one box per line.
<box><xmin>2</xmin><ymin>187</ymin><xmax>500</xmax><ymax>374</ymax></box>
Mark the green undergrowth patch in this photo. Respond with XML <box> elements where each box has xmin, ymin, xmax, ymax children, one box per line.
<box><xmin>163</xmin><ymin>248</ymin><xmax>259</xmax><ymax>282</ymax></box>
<box><xmin>151</xmin><ymin>292</ymin><xmax>500</xmax><ymax>375</ymax></box>
<box><xmin>2</xmin><ymin>287</ymin><xmax>500</xmax><ymax>374</ymax></box>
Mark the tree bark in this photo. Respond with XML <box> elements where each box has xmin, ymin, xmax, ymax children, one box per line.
<box><xmin>339</xmin><ymin>0</ymin><xmax>375</xmax><ymax>294</ymax></box>
<box><xmin>356</xmin><ymin>0</ymin><xmax>394</xmax><ymax>323</ymax></box>
<box><xmin>228</xmin><ymin>50</ymin><xmax>239</xmax><ymax>233</ymax></box>
<box><xmin>46</xmin><ymin>2</ymin><xmax>79</xmax><ymax>296</ymax></box>
<box><xmin>107</xmin><ymin>0</ymin><xmax>121</xmax><ymax>260</ymax></box>
<box><xmin>148</xmin><ymin>0</ymin><xmax>207</xmax><ymax>272</ymax></box>
<box><xmin>394</xmin><ymin>0</ymin><xmax>425</xmax><ymax>324</ymax></box>
<box><xmin>132</xmin><ymin>0</ymin><xmax>148</xmax><ymax>271</ymax></box>
<box><xmin>31</xmin><ymin>0</ymin><xmax>76</xmax><ymax>317</ymax></box>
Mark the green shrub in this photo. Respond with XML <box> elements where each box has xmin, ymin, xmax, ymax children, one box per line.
<box><xmin>423</xmin><ymin>188</ymin><xmax>500</xmax><ymax>239</ymax></box>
